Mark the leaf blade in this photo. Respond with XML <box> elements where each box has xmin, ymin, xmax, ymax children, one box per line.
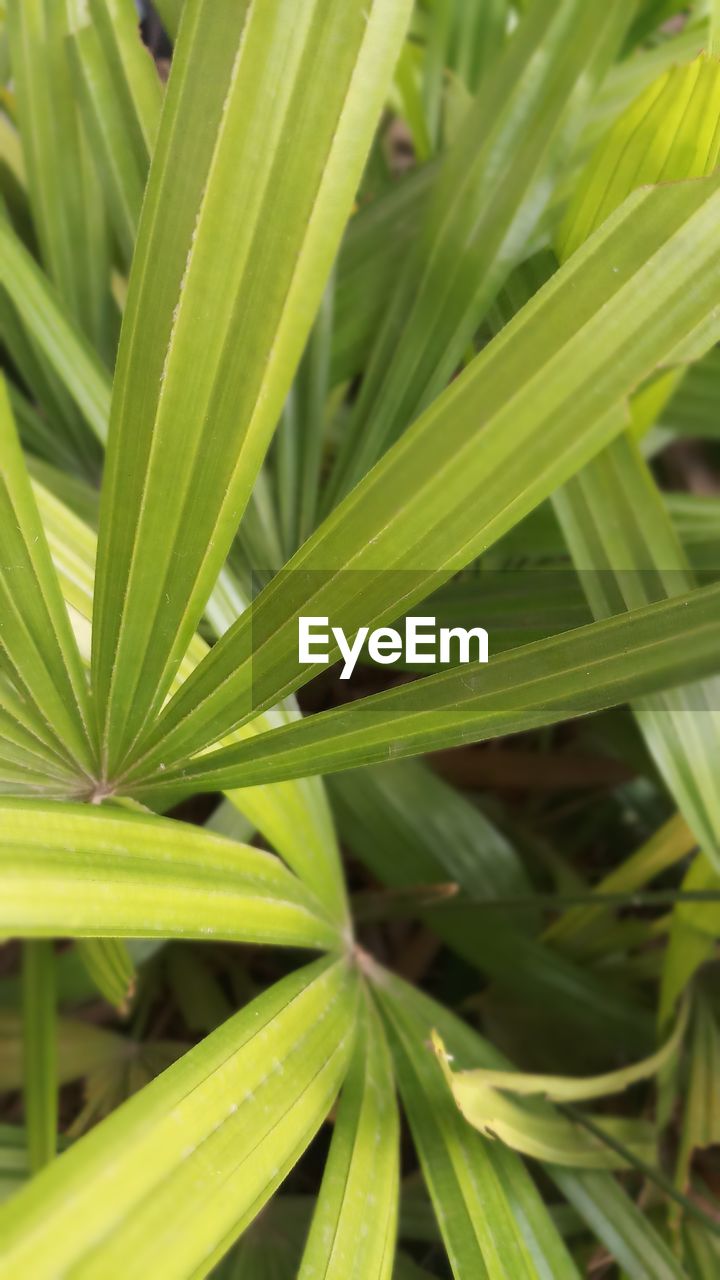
<box><xmin>0</xmin><ymin>958</ymin><xmax>358</xmax><ymax>1279</ymax></box>
<box><xmin>0</xmin><ymin>376</ymin><xmax>93</xmax><ymax>776</ymax></box>
<box><xmin>129</xmin><ymin>171</ymin><xmax>720</xmax><ymax>776</ymax></box>
<box><xmin>91</xmin><ymin>0</ymin><xmax>414</xmax><ymax>775</ymax></box>
<box><xmin>376</xmin><ymin>972</ymin><xmax>580</xmax><ymax>1279</ymax></box>
<box><xmin>298</xmin><ymin>992</ymin><xmax>399</xmax><ymax>1280</ymax></box>
<box><xmin>0</xmin><ymin>800</ymin><xmax>341</xmax><ymax>950</ymax></box>
<box><xmin>133</xmin><ymin>581</ymin><xmax>720</xmax><ymax>799</ymax></box>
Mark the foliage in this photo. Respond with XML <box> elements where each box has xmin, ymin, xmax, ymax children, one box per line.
<box><xmin>0</xmin><ymin>1</ymin><xmax>719</xmax><ymax>1276</ymax></box>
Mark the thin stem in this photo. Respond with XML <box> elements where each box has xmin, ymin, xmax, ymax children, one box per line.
<box><xmin>351</xmin><ymin>884</ymin><xmax>720</xmax><ymax>922</ymax></box>
<box><xmin>559</xmin><ymin>1104</ymin><xmax>720</xmax><ymax>1238</ymax></box>
<box><xmin>22</xmin><ymin>941</ymin><xmax>57</xmax><ymax>1174</ymax></box>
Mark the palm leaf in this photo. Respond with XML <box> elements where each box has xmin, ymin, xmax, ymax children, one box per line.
<box><xmin>66</xmin><ymin>0</ymin><xmax>161</xmax><ymax>263</ymax></box>
<box><xmin>6</xmin><ymin>0</ymin><xmax>114</xmax><ymax>355</ymax></box>
<box><xmin>376</xmin><ymin>971</ymin><xmax>580</xmax><ymax>1278</ymax></box>
<box><xmin>91</xmin><ymin>0</ymin><xmax>414</xmax><ymax>775</ymax></box>
<box><xmin>31</xmin><ymin>477</ymin><xmax>349</xmax><ymax>923</ymax></box>
<box><xmin>128</xmin><ymin>170</ymin><xmax>720</xmax><ymax>775</ymax></box>
<box><xmin>0</xmin><ymin>376</ymin><xmax>93</xmax><ymax>776</ymax></box>
<box><xmin>327</xmin><ymin>0</ymin><xmax>630</xmax><ymax>502</ymax></box>
<box><xmin>0</xmin><ymin>800</ymin><xmax>341</xmax><ymax>950</ymax></box>
<box><xmin>554</xmin><ymin>54</ymin><xmax>720</xmax><ymax>873</ymax></box>
<box><xmin>0</xmin><ymin>958</ymin><xmax>357</xmax><ymax>1278</ymax></box>
<box><xmin>298</xmin><ymin>993</ymin><xmax>399</xmax><ymax>1280</ymax></box>
<box><xmin>0</xmin><ymin>219</ymin><xmax>110</xmax><ymax>444</ymax></box>
<box><xmin>376</xmin><ymin>971</ymin><xmax>686</xmax><ymax>1280</ymax></box>
<box><xmin>135</xmin><ymin>581</ymin><xmax>720</xmax><ymax>799</ymax></box>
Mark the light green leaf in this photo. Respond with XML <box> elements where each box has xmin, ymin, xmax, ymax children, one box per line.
<box><xmin>660</xmin><ymin>860</ymin><xmax>716</xmax><ymax>1027</ymax></box>
<box><xmin>0</xmin><ymin>219</ymin><xmax>111</xmax><ymax>443</ymax></box>
<box><xmin>376</xmin><ymin>971</ymin><xmax>581</xmax><ymax>1278</ymax></box>
<box><xmin>298</xmin><ymin>993</ymin><xmax>399</xmax><ymax>1280</ymax></box>
<box><xmin>555</xmin><ymin>435</ymin><xmax>720</xmax><ymax>876</ymax></box>
<box><xmin>559</xmin><ymin>54</ymin><xmax>720</xmax><ymax>262</ymax></box>
<box><xmin>75</xmin><ymin>937</ymin><xmax>136</xmax><ymax>1013</ymax></box>
<box><xmin>87</xmin><ymin>0</ymin><xmax>161</xmax><ymax>158</ymax></box>
<box><xmin>327</xmin><ymin>0</ymin><xmax>630</xmax><ymax>502</ymax></box>
<box><xmin>134</xmin><ymin>581</ymin><xmax>720</xmax><ymax>800</ymax></box>
<box><xmin>66</xmin><ymin>0</ymin><xmax>162</xmax><ymax>264</ymax></box>
<box><xmin>675</xmin><ymin>852</ymin><xmax>720</xmax><ymax>939</ymax></box>
<box><xmin>129</xmin><ymin>170</ymin><xmax>720</xmax><ymax>777</ymax></box>
<box><xmin>31</xmin><ymin>478</ymin><xmax>349</xmax><ymax>924</ymax></box>
<box><xmin>0</xmin><ymin>958</ymin><xmax>358</xmax><ymax>1278</ymax></box>
<box><xmin>0</xmin><ymin>376</ymin><xmax>93</xmax><ymax>776</ymax></box>
<box><xmin>0</xmin><ymin>800</ymin><xmax>341</xmax><ymax>950</ymax></box>
<box><xmin>6</xmin><ymin>0</ymin><xmax>114</xmax><ymax>354</ymax></box>
<box><xmin>21</xmin><ymin>941</ymin><xmax>56</xmax><ymax>1173</ymax></box>
<box><xmin>712</xmin><ymin>0</ymin><xmax>720</xmax><ymax>58</ymax></box>
<box><xmin>91</xmin><ymin>0</ymin><xmax>414</xmax><ymax>776</ymax></box>
<box><xmin>432</xmin><ymin>1031</ymin><xmax>656</xmax><ymax>1170</ymax></box>
<box><xmin>375</xmin><ymin>972</ymin><xmax>687</xmax><ymax>1280</ymax></box>
<box><xmin>434</xmin><ymin>998</ymin><xmax>687</xmax><ymax>1105</ymax></box>
<box><xmin>0</xmin><ymin>673</ymin><xmax>82</xmax><ymax>795</ymax></box>
<box><xmin>554</xmin><ymin>55</ymin><xmax>720</xmax><ymax>873</ymax></box>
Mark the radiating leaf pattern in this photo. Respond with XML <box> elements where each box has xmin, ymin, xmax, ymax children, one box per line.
<box><xmin>0</xmin><ymin>6</ymin><xmax>718</xmax><ymax>1277</ymax></box>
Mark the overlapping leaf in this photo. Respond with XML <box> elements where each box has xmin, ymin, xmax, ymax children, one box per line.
<box><xmin>0</xmin><ymin>377</ymin><xmax>93</xmax><ymax>777</ymax></box>
<box><xmin>0</xmin><ymin>959</ymin><xmax>357</xmax><ymax>1277</ymax></box>
<box><xmin>326</xmin><ymin>0</ymin><xmax>629</xmax><ymax>502</ymax></box>
<box><xmin>32</xmin><ymin>478</ymin><xmax>348</xmax><ymax>923</ymax></box>
<box><xmin>133</xmin><ymin>582</ymin><xmax>720</xmax><ymax>801</ymax></box>
<box><xmin>554</xmin><ymin>54</ymin><xmax>720</xmax><ymax>872</ymax></box>
<box><xmin>125</xmin><ymin>170</ymin><xmax>720</xmax><ymax>780</ymax></box>
<box><xmin>0</xmin><ymin>800</ymin><xmax>340</xmax><ymax>950</ymax></box>
<box><xmin>91</xmin><ymin>0</ymin><xmax>414</xmax><ymax>776</ymax></box>
<box><xmin>6</xmin><ymin>0</ymin><xmax>114</xmax><ymax>355</ymax></box>
<box><xmin>298</xmin><ymin>993</ymin><xmax>399</xmax><ymax>1280</ymax></box>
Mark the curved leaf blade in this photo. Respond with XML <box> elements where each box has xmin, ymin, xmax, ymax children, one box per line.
<box><xmin>0</xmin><ymin>800</ymin><xmax>340</xmax><ymax>950</ymax></box>
<box><xmin>445</xmin><ymin>999</ymin><xmax>687</xmax><ymax>1103</ymax></box>
<box><xmin>376</xmin><ymin>971</ymin><xmax>685</xmax><ymax>1280</ymax></box>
